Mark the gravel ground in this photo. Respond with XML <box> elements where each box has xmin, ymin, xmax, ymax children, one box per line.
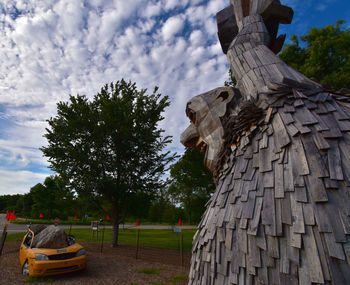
<box><xmin>0</xmin><ymin>241</ymin><xmax>190</xmax><ymax>285</ymax></box>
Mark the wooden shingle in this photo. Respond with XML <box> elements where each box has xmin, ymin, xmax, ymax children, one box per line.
<box><xmin>187</xmin><ymin>2</ymin><xmax>350</xmax><ymax>283</ymax></box>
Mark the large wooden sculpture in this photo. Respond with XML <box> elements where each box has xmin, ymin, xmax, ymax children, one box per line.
<box><xmin>181</xmin><ymin>0</ymin><xmax>350</xmax><ymax>284</ymax></box>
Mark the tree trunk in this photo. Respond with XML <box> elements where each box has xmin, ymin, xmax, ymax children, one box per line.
<box><xmin>187</xmin><ymin>201</ymin><xmax>192</xmax><ymax>225</ymax></box>
<box><xmin>186</xmin><ymin>191</ymin><xmax>192</xmax><ymax>225</ymax></box>
<box><xmin>112</xmin><ymin>219</ymin><xmax>119</xmax><ymax>247</ymax></box>
<box><xmin>112</xmin><ymin>203</ymin><xmax>119</xmax><ymax>247</ymax></box>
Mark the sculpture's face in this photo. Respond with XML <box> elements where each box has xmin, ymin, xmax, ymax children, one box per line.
<box><xmin>181</xmin><ymin>87</ymin><xmax>241</xmax><ymax>173</ymax></box>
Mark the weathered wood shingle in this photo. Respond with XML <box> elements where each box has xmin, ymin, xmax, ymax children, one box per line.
<box><xmin>186</xmin><ymin>1</ymin><xmax>350</xmax><ymax>284</ymax></box>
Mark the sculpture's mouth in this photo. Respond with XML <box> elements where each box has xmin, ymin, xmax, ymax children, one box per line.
<box><xmin>180</xmin><ymin>123</ymin><xmax>198</xmax><ymax>147</ymax></box>
<box><xmin>196</xmin><ymin>138</ymin><xmax>207</xmax><ymax>153</ymax></box>
<box><xmin>181</xmin><ymin>123</ymin><xmax>207</xmax><ymax>153</ymax></box>
<box><xmin>181</xmin><ymin>123</ymin><xmax>213</xmax><ymax>171</ymax></box>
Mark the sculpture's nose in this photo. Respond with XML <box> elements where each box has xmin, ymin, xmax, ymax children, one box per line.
<box><xmin>180</xmin><ymin>123</ymin><xmax>199</xmax><ymax>147</ymax></box>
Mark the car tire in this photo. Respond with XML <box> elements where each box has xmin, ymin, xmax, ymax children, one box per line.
<box><xmin>22</xmin><ymin>260</ymin><xmax>29</xmax><ymax>276</ymax></box>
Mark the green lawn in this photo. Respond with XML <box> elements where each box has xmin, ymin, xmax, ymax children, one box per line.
<box><xmin>7</xmin><ymin>228</ymin><xmax>196</xmax><ymax>252</ymax></box>
<box><xmin>10</xmin><ymin>218</ymin><xmax>112</xmax><ymax>226</ymax></box>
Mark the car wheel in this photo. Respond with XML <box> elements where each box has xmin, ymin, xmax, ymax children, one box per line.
<box><xmin>22</xmin><ymin>260</ymin><xmax>29</xmax><ymax>276</ymax></box>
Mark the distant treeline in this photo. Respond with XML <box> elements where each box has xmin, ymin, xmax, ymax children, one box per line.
<box><xmin>1</xmin><ymin>148</ymin><xmax>215</xmax><ymax>225</ymax></box>
<box><xmin>0</xmin><ymin>175</ymin><xmax>186</xmax><ymax>224</ymax></box>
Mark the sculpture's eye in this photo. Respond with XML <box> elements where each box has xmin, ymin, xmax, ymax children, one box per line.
<box><xmin>188</xmin><ymin>110</ymin><xmax>197</xmax><ymax>125</ymax></box>
<box><xmin>218</xmin><ymin>91</ymin><xmax>229</xmax><ymax>101</ymax></box>
<box><xmin>186</xmin><ymin>102</ymin><xmax>197</xmax><ymax>125</ymax></box>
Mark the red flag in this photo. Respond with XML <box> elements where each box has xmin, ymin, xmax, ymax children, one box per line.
<box><xmin>178</xmin><ymin>218</ymin><xmax>182</xmax><ymax>226</ymax></box>
<box><xmin>136</xmin><ymin>219</ymin><xmax>139</xmax><ymax>226</ymax></box>
<box><xmin>39</xmin><ymin>213</ymin><xmax>44</xmax><ymax>218</ymax></box>
<box><xmin>106</xmin><ymin>215</ymin><xmax>110</xmax><ymax>220</ymax></box>
<box><xmin>6</xmin><ymin>211</ymin><xmax>17</xmax><ymax>221</ymax></box>
<box><xmin>74</xmin><ymin>215</ymin><xmax>78</xmax><ymax>220</ymax></box>
<box><xmin>9</xmin><ymin>212</ymin><xmax>17</xmax><ymax>221</ymax></box>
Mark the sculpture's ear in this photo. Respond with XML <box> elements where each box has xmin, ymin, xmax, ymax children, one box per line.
<box><xmin>261</xmin><ymin>1</ymin><xmax>294</xmax><ymax>24</ymax></box>
<box><xmin>216</xmin><ymin>5</ymin><xmax>238</xmax><ymax>54</ymax></box>
<box><xmin>211</xmin><ymin>88</ymin><xmax>237</xmax><ymax>118</ymax></box>
<box><xmin>229</xmin><ymin>0</ymin><xmax>293</xmax><ymax>24</ymax></box>
<box><xmin>270</xmin><ymin>34</ymin><xmax>286</xmax><ymax>54</ymax></box>
<box><xmin>262</xmin><ymin>1</ymin><xmax>293</xmax><ymax>48</ymax></box>
<box><xmin>217</xmin><ymin>1</ymin><xmax>293</xmax><ymax>54</ymax></box>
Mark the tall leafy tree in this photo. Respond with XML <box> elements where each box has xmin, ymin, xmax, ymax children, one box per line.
<box><xmin>19</xmin><ymin>192</ymin><xmax>34</xmax><ymax>217</ymax></box>
<box><xmin>168</xmin><ymin>148</ymin><xmax>215</xmax><ymax>224</ymax></box>
<box><xmin>41</xmin><ymin>79</ymin><xmax>176</xmax><ymax>246</ymax></box>
<box><xmin>30</xmin><ymin>175</ymin><xmax>74</xmax><ymax>219</ymax></box>
<box><xmin>279</xmin><ymin>20</ymin><xmax>350</xmax><ymax>90</ymax></box>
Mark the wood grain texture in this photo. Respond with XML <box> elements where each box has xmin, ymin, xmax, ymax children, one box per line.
<box><xmin>185</xmin><ymin>1</ymin><xmax>350</xmax><ymax>284</ymax></box>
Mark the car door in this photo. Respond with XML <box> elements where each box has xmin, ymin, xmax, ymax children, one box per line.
<box><xmin>19</xmin><ymin>232</ymin><xmax>32</xmax><ymax>266</ymax></box>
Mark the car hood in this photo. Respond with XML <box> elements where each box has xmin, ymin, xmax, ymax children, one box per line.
<box><xmin>29</xmin><ymin>243</ymin><xmax>84</xmax><ymax>255</ymax></box>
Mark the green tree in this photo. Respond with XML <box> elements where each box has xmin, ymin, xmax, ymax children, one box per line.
<box><xmin>30</xmin><ymin>176</ymin><xmax>74</xmax><ymax>219</ymax></box>
<box><xmin>147</xmin><ymin>186</ymin><xmax>182</xmax><ymax>224</ymax></box>
<box><xmin>41</xmin><ymin>79</ymin><xmax>176</xmax><ymax>246</ymax></box>
<box><xmin>168</xmin><ymin>148</ymin><xmax>215</xmax><ymax>224</ymax></box>
<box><xmin>0</xmin><ymin>194</ymin><xmax>23</xmax><ymax>213</ymax></box>
<box><xmin>20</xmin><ymin>192</ymin><xmax>34</xmax><ymax>217</ymax></box>
<box><xmin>224</xmin><ymin>69</ymin><xmax>237</xmax><ymax>87</ymax></box>
<box><xmin>126</xmin><ymin>191</ymin><xmax>153</xmax><ymax>221</ymax></box>
<box><xmin>279</xmin><ymin>20</ymin><xmax>350</xmax><ymax>90</ymax></box>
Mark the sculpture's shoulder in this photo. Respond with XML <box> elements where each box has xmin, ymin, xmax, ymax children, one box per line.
<box><xmin>190</xmin><ymin>82</ymin><xmax>350</xmax><ymax>284</ymax></box>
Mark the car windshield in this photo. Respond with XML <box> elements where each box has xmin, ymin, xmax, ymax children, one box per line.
<box><xmin>23</xmin><ymin>232</ymin><xmax>33</xmax><ymax>247</ymax></box>
<box><xmin>23</xmin><ymin>225</ymin><xmax>76</xmax><ymax>248</ymax></box>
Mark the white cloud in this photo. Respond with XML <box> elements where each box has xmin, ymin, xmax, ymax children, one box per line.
<box><xmin>0</xmin><ymin>0</ymin><xmax>334</xmax><ymax>196</ymax></box>
<box><xmin>162</xmin><ymin>16</ymin><xmax>185</xmax><ymax>41</ymax></box>
<box><xmin>142</xmin><ymin>2</ymin><xmax>162</xmax><ymax>18</ymax></box>
<box><xmin>189</xmin><ymin>30</ymin><xmax>204</xmax><ymax>46</ymax></box>
<box><xmin>0</xmin><ymin>169</ymin><xmax>49</xmax><ymax>194</ymax></box>
<box><xmin>206</xmin><ymin>0</ymin><xmax>227</xmax><ymax>15</ymax></box>
<box><xmin>164</xmin><ymin>0</ymin><xmax>179</xmax><ymax>11</ymax></box>
<box><xmin>52</xmin><ymin>1</ymin><xmax>85</xmax><ymax>37</ymax></box>
<box><xmin>0</xmin><ymin>0</ymin><xmax>227</xmax><ymax>189</ymax></box>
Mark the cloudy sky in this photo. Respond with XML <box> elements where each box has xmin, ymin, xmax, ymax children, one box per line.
<box><xmin>0</xmin><ymin>0</ymin><xmax>349</xmax><ymax>195</ymax></box>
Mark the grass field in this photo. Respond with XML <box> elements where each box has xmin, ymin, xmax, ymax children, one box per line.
<box><xmin>6</xmin><ymin>228</ymin><xmax>196</xmax><ymax>252</ymax></box>
<box><xmin>10</xmin><ymin>218</ymin><xmax>190</xmax><ymax>226</ymax></box>
<box><xmin>10</xmin><ymin>218</ymin><xmax>112</xmax><ymax>226</ymax></box>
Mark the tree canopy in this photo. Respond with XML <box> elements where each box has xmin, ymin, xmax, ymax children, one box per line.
<box><xmin>168</xmin><ymin>147</ymin><xmax>215</xmax><ymax>224</ymax></box>
<box><xmin>30</xmin><ymin>175</ymin><xmax>74</xmax><ymax>220</ymax></box>
<box><xmin>279</xmin><ymin>20</ymin><xmax>350</xmax><ymax>90</ymax></box>
<box><xmin>0</xmin><ymin>175</ymin><xmax>74</xmax><ymax>219</ymax></box>
<box><xmin>41</xmin><ymin>79</ymin><xmax>176</xmax><ymax>246</ymax></box>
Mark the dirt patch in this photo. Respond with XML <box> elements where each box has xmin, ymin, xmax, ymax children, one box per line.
<box><xmin>0</xmin><ymin>241</ymin><xmax>190</xmax><ymax>284</ymax></box>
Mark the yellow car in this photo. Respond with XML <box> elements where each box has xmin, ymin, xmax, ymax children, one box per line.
<box><xmin>19</xmin><ymin>227</ymin><xmax>86</xmax><ymax>276</ymax></box>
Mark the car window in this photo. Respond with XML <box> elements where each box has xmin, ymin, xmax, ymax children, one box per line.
<box><xmin>23</xmin><ymin>232</ymin><xmax>33</xmax><ymax>247</ymax></box>
<box><xmin>67</xmin><ymin>235</ymin><xmax>76</xmax><ymax>246</ymax></box>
